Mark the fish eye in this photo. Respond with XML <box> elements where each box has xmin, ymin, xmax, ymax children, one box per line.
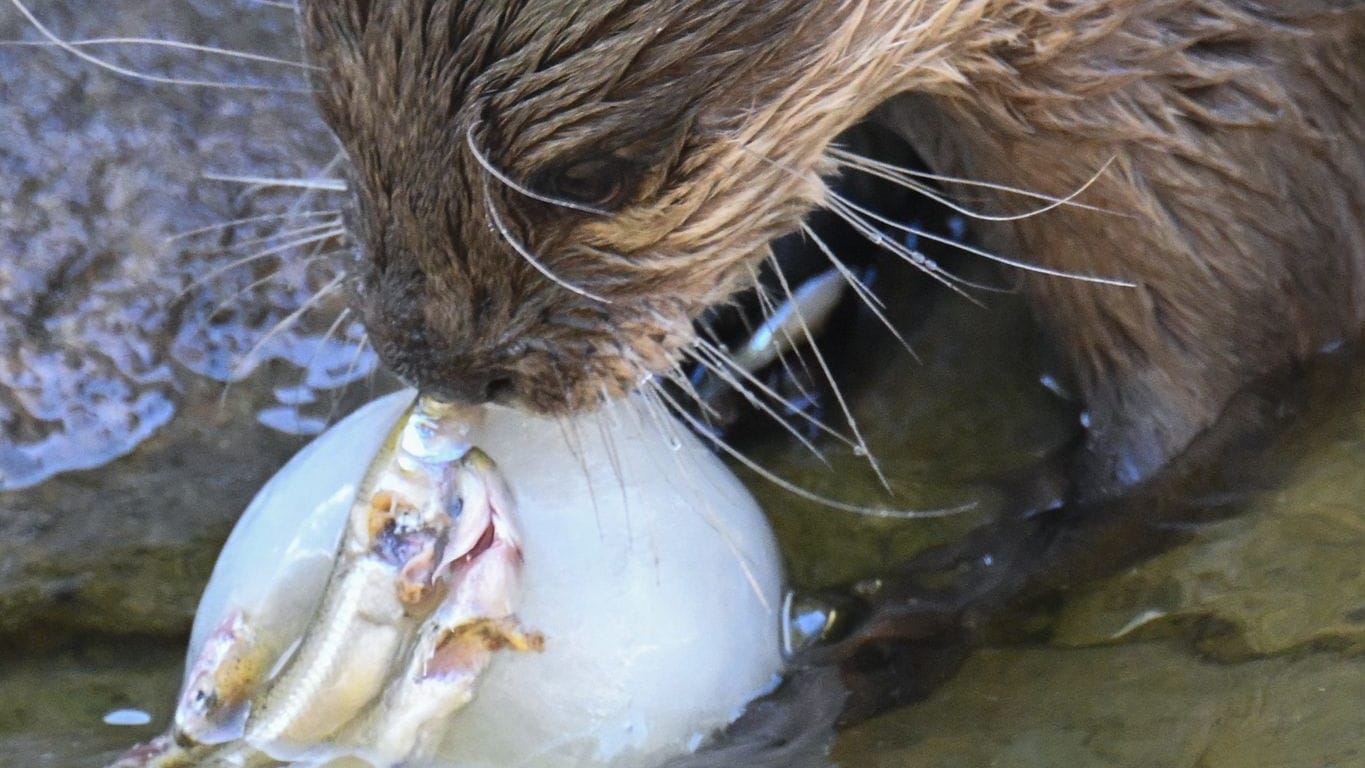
<box><xmin>191</xmin><ymin>688</ymin><xmax>218</xmax><ymax>712</ymax></box>
<box><xmin>544</xmin><ymin>157</ymin><xmax>637</xmax><ymax>211</ymax></box>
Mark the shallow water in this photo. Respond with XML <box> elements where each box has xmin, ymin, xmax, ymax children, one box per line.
<box><xmin>7</xmin><ymin>282</ymin><xmax>1364</xmax><ymax>768</ymax></box>
<box><xmin>2</xmin><ymin>2</ymin><xmax>1364</xmax><ymax>767</ymax></box>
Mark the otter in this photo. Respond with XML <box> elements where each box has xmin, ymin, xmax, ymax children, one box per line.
<box><xmin>298</xmin><ymin>0</ymin><xmax>1364</xmax><ymax>499</ymax></box>
<box><xmin>295</xmin><ymin>0</ymin><xmax>1365</xmax><ymax>696</ymax></box>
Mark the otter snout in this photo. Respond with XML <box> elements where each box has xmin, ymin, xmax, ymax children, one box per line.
<box><xmin>358</xmin><ymin>257</ymin><xmax>528</xmax><ymax>409</ymax></box>
<box><xmin>427</xmin><ymin>370</ymin><xmax>517</xmax><ymax>407</ymax></box>
<box><xmin>299</xmin><ymin>0</ymin><xmax>833</xmax><ymax>417</ymax></box>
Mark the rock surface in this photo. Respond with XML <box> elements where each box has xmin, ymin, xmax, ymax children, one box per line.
<box><xmin>0</xmin><ymin>0</ymin><xmax>386</xmax><ymax>639</ymax></box>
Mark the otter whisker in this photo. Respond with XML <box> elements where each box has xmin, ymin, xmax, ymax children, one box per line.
<box><xmin>200</xmin><ymin>269</ymin><xmax>290</xmax><ymax>321</ymax></box>
<box><xmin>188</xmin><ymin>219</ymin><xmax>345</xmax><ymax>257</ymax></box>
<box><xmin>3</xmin><ymin>37</ymin><xmax>320</xmax><ymax>71</ymax></box>
<box><xmin>167</xmin><ymin>210</ymin><xmax>340</xmax><ymax>242</ymax></box>
<box><xmin>281</xmin><ymin>305</ymin><xmax>363</xmax><ymax>433</ymax></box>
<box><xmin>176</xmin><ymin>252</ymin><xmax>280</xmax><ymax>305</ymax></box>
<box><xmin>829</xmin><ymin>148</ymin><xmax>1119</xmax><ymax>222</ymax></box>
<box><xmin>661</xmin><ymin>359</ymin><xmax>783</xmax><ymax>459</ymax></box>
<box><xmin>636</xmin><ymin>382</ymin><xmax>688</xmax><ymax>455</ymax></box>
<box><xmin>6</xmin><ymin>0</ymin><xmax>313</xmax><ymax>93</ymax></box>
<box><xmin>678</xmin><ymin>349</ymin><xmax>832</xmax><ymax>466</ymax></box>
<box><xmin>590</xmin><ymin>405</ymin><xmax>632</xmax><ymax>532</ymax></box>
<box><xmin>684</xmin><ymin>341</ymin><xmax>849</xmax><ymax>459</ymax></box>
<box><xmin>465</xmin><ymin>123</ymin><xmax>613</xmax><ymax>217</ymax></box>
<box><xmin>827</xmin><ymin>146</ymin><xmax>1128</xmax><ymax>217</ymax></box>
<box><xmin>214</xmin><ymin>272</ymin><xmax>346</xmax><ymax>409</ymax></box>
<box><xmin>645</xmin><ymin>299</ymin><xmax>835</xmax><ymax>454</ymax></box>
<box><xmin>323</xmin><ymin>327</ymin><xmax>374</xmax><ymax>428</ymax></box>
<box><xmin>830</xmin><ymin>192</ymin><xmax>1137</xmax><ymax>288</ymax></box>
<box><xmin>766</xmin><ymin>254</ymin><xmax>891</xmax><ymax>492</ymax></box>
<box><xmin>202</xmin><ymin>173</ymin><xmax>349</xmax><ymax>192</ymax></box>
<box><xmin>730</xmin><ymin>140</ymin><xmax>992</xmax><ymax>301</ymax></box>
<box><xmin>694</xmin><ymin>316</ymin><xmax>818</xmax><ymax>426</ymax></box>
<box><xmin>799</xmin><ymin>222</ymin><xmax>919</xmax><ymax>363</ymax></box>
<box><xmin>198</xmin><ymin>252</ymin><xmax>342</xmax><ymax>328</ymax></box>
<box><xmin>284</xmin><ymin>155</ymin><xmax>348</xmax><ymax>221</ymax></box>
<box><xmin>173</xmin><ymin>228</ymin><xmax>346</xmax><ymax>304</ymax></box>
<box><xmin>737</xmin><ymin>138</ymin><xmax>1114</xmax><ymax>292</ymax></box>
<box><xmin>691</xmin><ymin>325</ymin><xmax>844</xmax><ymax>449</ymax></box>
<box><xmin>556</xmin><ymin>413</ymin><xmax>606</xmax><ymax>539</ymax></box>
<box><xmin>660</xmin><ymin>360</ymin><xmax>726</xmax><ymax>432</ymax></box>
<box><xmin>299</xmin><ymin>306</ymin><xmax>352</xmax><ymax>389</ymax></box>
<box><xmin>823</xmin><ymin>198</ymin><xmax>996</xmax><ymax>303</ymax></box>
<box><xmin>479</xmin><ymin>177</ymin><xmax>613</xmax><ymax>304</ymax></box>
<box><xmin>651</xmin><ymin>382</ymin><xmax>976</xmax><ymax>520</ymax></box>
<box><xmin>230</xmin><ymin>272</ymin><xmax>347</xmax><ymax>380</ymax></box>
<box><xmin>547</xmin><ymin>356</ymin><xmax>601</xmax><ymax>524</ymax></box>
<box><xmin>635</xmin><ymin>383</ymin><xmax>770</xmax><ymax>608</ymax></box>
<box><xmin>245</xmin><ymin>0</ymin><xmax>298</xmax><ymax>10</ymax></box>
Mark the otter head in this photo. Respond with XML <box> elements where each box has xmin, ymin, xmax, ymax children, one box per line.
<box><xmin>299</xmin><ymin>1</ymin><xmax>892</xmax><ymax>412</ymax></box>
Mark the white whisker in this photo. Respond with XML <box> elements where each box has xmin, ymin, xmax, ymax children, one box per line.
<box><xmin>286</xmin><ymin>155</ymin><xmax>348</xmax><ymax>220</ymax></box>
<box><xmin>466</xmin><ymin>123</ymin><xmax>613</xmax><ymax>216</ymax></box>
<box><xmin>325</xmin><ymin>329</ymin><xmax>374</xmax><ymax>427</ymax></box>
<box><xmin>667</xmin><ymin>354</ymin><xmax>833</xmax><ymax>468</ymax></box>
<box><xmin>686</xmin><ymin>340</ymin><xmax>853</xmax><ymax>456</ymax></box>
<box><xmin>203</xmin><ymin>173</ymin><xmax>348</xmax><ymax>192</ymax></box>
<box><xmin>730</xmin><ymin>140</ymin><xmax>991</xmax><ymax>301</ymax></box>
<box><xmin>800</xmin><ymin>222</ymin><xmax>919</xmax><ymax>362</ymax></box>
<box><xmin>743</xmin><ymin>266</ymin><xmax>824</xmax><ymax>403</ymax></box>
<box><xmin>3</xmin><ymin>37</ymin><xmax>319</xmax><ymax>71</ymax></box>
<box><xmin>199</xmin><ymin>252</ymin><xmax>341</xmax><ymax>325</ymax></box>
<box><xmin>479</xmin><ymin>178</ymin><xmax>612</xmax><ymax>304</ymax></box>
<box><xmin>591</xmin><ymin>405</ymin><xmax>632</xmax><ymax>536</ymax></box>
<box><xmin>825</xmin><ymin>197</ymin><xmax>995</xmax><ymax>303</ymax></box>
<box><xmin>215</xmin><ymin>273</ymin><xmax>345</xmax><ymax>408</ymax></box>
<box><xmin>231</xmin><ymin>272</ymin><xmax>347</xmax><ymax>378</ymax></box>
<box><xmin>635</xmin><ymin>385</ymin><xmax>771</xmax><ymax>609</ymax></box>
<box><xmin>827</xmin><ymin>146</ymin><xmax>1127</xmax><ymax>217</ymax></box>
<box><xmin>556</xmin><ymin>414</ymin><xmax>605</xmax><ymax>540</ymax></box>
<box><xmin>174</xmin><ymin>229</ymin><xmax>346</xmax><ymax>303</ymax></box>
<box><xmin>300</xmin><ymin>306</ymin><xmax>352</xmax><ymax>388</ymax></box>
<box><xmin>166</xmin><ymin>210</ymin><xmax>339</xmax><ymax>242</ymax></box>
<box><xmin>830</xmin><ymin>192</ymin><xmax>1137</xmax><ymax>288</ymax></box>
<box><xmin>6</xmin><ymin>0</ymin><xmax>313</xmax><ymax>93</ymax></box>
<box><xmin>659</xmin><ymin>360</ymin><xmax>726</xmax><ymax>428</ymax></box>
<box><xmin>192</xmin><ymin>220</ymin><xmax>345</xmax><ymax>256</ymax></box>
<box><xmin>767</xmin><ymin>255</ymin><xmax>891</xmax><ymax>491</ymax></box>
<box><xmin>652</xmin><ymin>383</ymin><xmax>975</xmax><ymax>520</ymax></box>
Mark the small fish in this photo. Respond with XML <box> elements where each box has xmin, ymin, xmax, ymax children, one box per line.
<box><xmin>356</xmin><ymin>449</ymin><xmax>542</xmax><ymax>766</ymax></box>
<box><xmin>173</xmin><ymin>610</ymin><xmax>266</xmax><ymax>746</ymax></box>
<box><xmin>694</xmin><ymin>269</ymin><xmax>848</xmax><ymax>405</ymax></box>
<box><xmin>240</xmin><ymin>398</ymin><xmax>474</xmax><ymax>760</ymax></box>
<box><xmin>111</xmin><ymin>398</ymin><xmax>539</xmax><ymax>767</ymax></box>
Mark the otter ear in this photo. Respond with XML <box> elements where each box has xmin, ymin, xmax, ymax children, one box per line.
<box><xmin>538</xmin><ymin>156</ymin><xmax>644</xmax><ymax>213</ymax></box>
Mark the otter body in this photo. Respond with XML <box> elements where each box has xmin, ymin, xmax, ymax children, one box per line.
<box><xmin>298</xmin><ymin>1</ymin><xmax>1364</xmax><ymax>499</ymax></box>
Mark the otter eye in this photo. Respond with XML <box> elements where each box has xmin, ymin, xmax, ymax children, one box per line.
<box><xmin>546</xmin><ymin>157</ymin><xmax>636</xmax><ymax>211</ymax></box>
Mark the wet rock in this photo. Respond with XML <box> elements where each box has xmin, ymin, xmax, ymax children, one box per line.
<box><xmin>0</xmin><ymin>0</ymin><xmax>388</xmax><ymax>638</ymax></box>
<box><xmin>836</xmin><ymin>644</ymin><xmax>1365</xmax><ymax>768</ymax></box>
<box><xmin>1051</xmin><ymin>383</ymin><xmax>1365</xmax><ymax>657</ymax></box>
<box><xmin>834</xmin><ymin>366</ymin><xmax>1365</xmax><ymax>767</ymax></box>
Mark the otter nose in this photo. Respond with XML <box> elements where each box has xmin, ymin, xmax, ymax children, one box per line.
<box><xmin>431</xmin><ymin>369</ymin><xmax>515</xmax><ymax>406</ymax></box>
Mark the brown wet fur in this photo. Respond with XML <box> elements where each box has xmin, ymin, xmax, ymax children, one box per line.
<box><xmin>297</xmin><ymin>0</ymin><xmax>1365</xmax><ymax>496</ymax></box>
